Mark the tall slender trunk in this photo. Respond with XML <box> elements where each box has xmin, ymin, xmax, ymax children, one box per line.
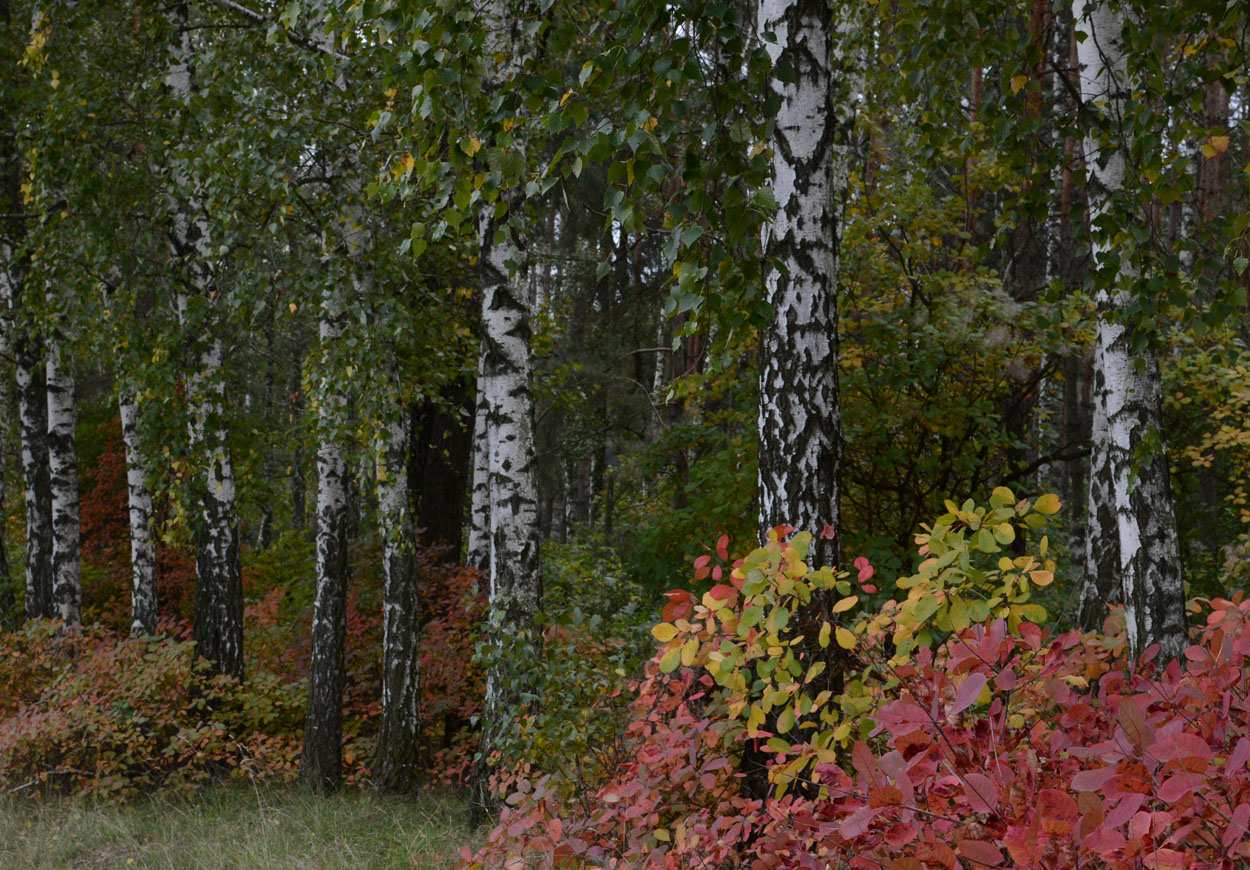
<box><xmin>301</xmin><ymin>284</ymin><xmax>351</xmax><ymax>793</ymax></box>
<box><xmin>1074</xmin><ymin>0</ymin><xmax>1186</xmax><ymax>661</ymax></box>
<box><xmin>470</xmin><ymin>0</ymin><xmax>542</xmax><ymax>818</ymax></box>
<box><xmin>120</xmin><ymin>391</ymin><xmax>157</xmax><ymax>635</ymax></box>
<box><xmin>756</xmin><ymin>0</ymin><xmax>854</xmax><ymax>569</ymax></box>
<box><xmin>0</xmin><ymin>374</ymin><xmax>13</xmax><ymax>623</ymax></box>
<box><xmin>16</xmin><ymin>345</ymin><xmax>52</xmax><ymax>619</ymax></box>
<box><xmin>466</xmin><ymin>347</ymin><xmax>491</xmax><ymax>574</ymax></box>
<box><xmin>2</xmin><ymin>125</ymin><xmax>52</xmax><ymax>621</ymax></box>
<box><xmin>168</xmin><ymin>1</ymin><xmax>243</xmax><ymax>678</ymax></box>
<box><xmin>45</xmin><ymin>334</ymin><xmax>80</xmax><ymax>628</ymax></box>
<box><xmin>375</xmin><ymin>410</ymin><xmax>421</xmax><ymax>793</ymax></box>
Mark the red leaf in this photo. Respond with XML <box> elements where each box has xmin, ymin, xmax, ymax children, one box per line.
<box><xmin>1224</xmin><ymin>803</ymin><xmax>1250</xmax><ymax>851</ymax></box>
<box><xmin>1119</xmin><ymin>697</ymin><xmax>1153</xmax><ymax>749</ymax></box>
<box><xmin>840</xmin><ymin>805</ymin><xmax>880</xmax><ymax>839</ymax></box>
<box><xmin>819</xmin><ymin>525</ymin><xmax>836</xmax><ymax>541</ymax></box>
<box><xmin>956</xmin><ymin>839</ymin><xmax>1005</xmax><ymax>867</ymax></box>
<box><xmin>1071</xmin><ymin>766</ymin><xmax>1118</xmax><ymax>792</ymax></box>
<box><xmin>962</xmin><ymin>772</ymin><xmax>999</xmax><ymax>814</ymax></box>
<box><xmin>993</xmin><ymin>668</ymin><xmax>1017</xmax><ymax>691</ymax></box>
<box><xmin>1038</xmin><ymin>789</ymin><xmax>1078</xmax><ymax>835</ymax></box>
<box><xmin>951</xmin><ymin>673</ymin><xmax>987</xmax><ymax>716</ymax></box>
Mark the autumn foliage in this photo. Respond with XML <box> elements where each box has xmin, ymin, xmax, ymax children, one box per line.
<box><xmin>467</xmin><ymin>497</ymin><xmax>1250</xmax><ymax>869</ymax></box>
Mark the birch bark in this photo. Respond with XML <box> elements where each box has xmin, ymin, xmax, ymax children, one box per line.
<box><xmin>301</xmin><ymin>282</ymin><xmax>351</xmax><ymax>792</ymax></box>
<box><xmin>168</xmin><ymin>0</ymin><xmax>243</xmax><ymax>678</ymax></box>
<box><xmin>119</xmin><ymin>392</ymin><xmax>157</xmax><ymax>635</ymax></box>
<box><xmin>374</xmin><ymin>410</ymin><xmax>421</xmax><ymax>792</ymax></box>
<box><xmin>756</xmin><ymin>0</ymin><xmax>855</xmax><ymax>569</ymax></box>
<box><xmin>466</xmin><ymin>347</ymin><xmax>491</xmax><ymax>574</ymax></box>
<box><xmin>45</xmin><ymin>332</ymin><xmax>80</xmax><ymax>628</ymax></box>
<box><xmin>1074</xmin><ymin>0</ymin><xmax>1186</xmax><ymax>661</ymax></box>
<box><xmin>470</xmin><ymin>0</ymin><xmax>543</xmax><ymax>817</ymax></box>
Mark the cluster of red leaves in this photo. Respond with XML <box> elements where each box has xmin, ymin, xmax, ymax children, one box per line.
<box><xmin>466</xmin><ymin>596</ymin><xmax>1250</xmax><ymax>870</ymax></box>
<box><xmin>79</xmin><ymin>419</ymin><xmax>196</xmax><ymax>635</ymax></box>
<box><xmin>0</xmin><ymin>622</ymin><xmax>304</xmax><ymax>797</ymax></box>
<box><xmin>419</xmin><ymin>557</ymin><xmax>487</xmax><ymax>788</ymax></box>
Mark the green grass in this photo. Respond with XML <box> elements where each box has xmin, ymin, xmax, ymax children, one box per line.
<box><xmin>0</xmin><ymin>785</ymin><xmax>483</xmax><ymax>869</ymax></box>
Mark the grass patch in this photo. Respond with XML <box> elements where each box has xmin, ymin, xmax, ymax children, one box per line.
<box><xmin>0</xmin><ymin>784</ymin><xmax>482</xmax><ymax>869</ymax></box>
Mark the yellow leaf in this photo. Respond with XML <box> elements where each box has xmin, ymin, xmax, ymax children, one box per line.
<box><xmin>652</xmin><ymin>623</ymin><xmax>678</xmax><ymax>643</ymax></box>
<box><xmin>993</xmin><ymin>522</ymin><xmax>1016</xmax><ymax>544</ymax></box>
<box><xmin>833</xmin><ymin>596</ymin><xmax>858</xmax><ymax>613</ymax></box>
<box><xmin>1033</xmin><ymin>493</ymin><xmax>1061</xmax><ymax>515</ymax></box>
<box><xmin>1029</xmin><ymin>570</ymin><xmax>1054</xmax><ymax>587</ymax></box>
<box><xmin>835</xmin><ymin>627</ymin><xmax>857</xmax><ymax>650</ymax></box>
<box><xmin>653</xmin><ymin>828</ymin><xmax>671</xmax><ymax>843</ymax></box>
<box><xmin>818</xmin><ymin>622</ymin><xmax>831</xmax><ymax>648</ymax></box>
<box><xmin>1202</xmin><ymin>143</ymin><xmax>1218</xmax><ymax>159</ymax></box>
<box><xmin>1011</xmin><ymin>74</ymin><xmax>1028</xmax><ymax>94</ymax></box>
<box><xmin>644</xmin><ymin>116</ymin><xmax>658</xmax><ymax>133</ymax></box>
<box><xmin>402</xmin><ymin>153</ymin><xmax>415</xmax><ymax>173</ymax></box>
<box><xmin>1210</xmin><ymin>135</ymin><xmax>1230</xmax><ymax>154</ymax></box>
<box><xmin>681</xmin><ymin>637</ymin><xmax>699</xmax><ymax>667</ymax></box>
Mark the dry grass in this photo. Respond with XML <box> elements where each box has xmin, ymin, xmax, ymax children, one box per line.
<box><xmin>0</xmin><ymin>784</ymin><xmax>483</xmax><ymax>869</ymax></box>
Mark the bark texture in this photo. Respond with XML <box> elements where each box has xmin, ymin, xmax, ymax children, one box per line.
<box><xmin>1074</xmin><ymin>0</ymin><xmax>1186</xmax><ymax>661</ymax></box>
<box><xmin>169</xmin><ymin>1</ymin><xmax>244</xmax><ymax>679</ymax></box>
<box><xmin>375</xmin><ymin>413</ymin><xmax>422</xmax><ymax>793</ymax></box>
<box><xmin>470</xmin><ymin>0</ymin><xmax>543</xmax><ymax>818</ymax></box>
<box><xmin>466</xmin><ymin>347</ymin><xmax>491</xmax><ymax>574</ymax></box>
<box><xmin>756</xmin><ymin>0</ymin><xmax>852</xmax><ymax>570</ymax></box>
<box><xmin>301</xmin><ymin>281</ymin><xmax>352</xmax><ymax>792</ymax></box>
<box><xmin>120</xmin><ymin>392</ymin><xmax>157</xmax><ymax>635</ymax></box>
<box><xmin>2</xmin><ymin>119</ymin><xmax>52</xmax><ymax>620</ymax></box>
<box><xmin>0</xmin><ymin>376</ymin><xmax>13</xmax><ymax>622</ymax></box>
<box><xmin>46</xmin><ymin>336</ymin><xmax>81</xmax><ymax>628</ymax></box>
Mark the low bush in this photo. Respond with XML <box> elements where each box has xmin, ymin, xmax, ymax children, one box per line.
<box><xmin>0</xmin><ymin>622</ymin><xmax>305</xmax><ymax>797</ymax></box>
<box><xmin>468</xmin><ymin>491</ymin><xmax>1250</xmax><ymax>869</ymax></box>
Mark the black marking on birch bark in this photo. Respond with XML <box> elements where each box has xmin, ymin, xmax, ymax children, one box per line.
<box><xmin>46</xmin><ymin>338</ymin><xmax>81</xmax><ymax>628</ymax></box>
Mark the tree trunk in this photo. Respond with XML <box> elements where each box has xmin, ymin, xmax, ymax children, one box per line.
<box><xmin>466</xmin><ymin>347</ymin><xmax>491</xmax><ymax>574</ymax></box>
<box><xmin>375</xmin><ymin>412</ymin><xmax>422</xmax><ymax>793</ymax></box>
<box><xmin>120</xmin><ymin>391</ymin><xmax>157</xmax><ymax>636</ymax></box>
<box><xmin>756</xmin><ymin>0</ymin><xmax>853</xmax><ymax>570</ymax></box>
<box><xmin>46</xmin><ymin>335</ymin><xmax>80</xmax><ymax>628</ymax></box>
<box><xmin>0</xmin><ymin>374</ymin><xmax>13</xmax><ymax>624</ymax></box>
<box><xmin>1074</xmin><ymin>0</ymin><xmax>1186</xmax><ymax>661</ymax></box>
<box><xmin>16</xmin><ymin>344</ymin><xmax>53</xmax><ymax>620</ymax></box>
<box><xmin>301</xmin><ymin>283</ymin><xmax>352</xmax><ymax>793</ymax></box>
<box><xmin>168</xmin><ymin>1</ymin><xmax>244</xmax><ymax>679</ymax></box>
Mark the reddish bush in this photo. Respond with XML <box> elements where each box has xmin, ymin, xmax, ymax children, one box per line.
<box><xmin>467</xmin><ymin>556</ymin><xmax>1250</xmax><ymax>869</ymax></box>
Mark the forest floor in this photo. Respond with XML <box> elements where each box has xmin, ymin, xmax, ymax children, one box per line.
<box><xmin>0</xmin><ymin>784</ymin><xmax>480</xmax><ymax>869</ymax></box>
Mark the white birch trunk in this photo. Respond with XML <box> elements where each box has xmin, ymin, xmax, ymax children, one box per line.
<box><xmin>45</xmin><ymin>335</ymin><xmax>80</xmax><ymax>628</ymax></box>
<box><xmin>168</xmin><ymin>1</ymin><xmax>243</xmax><ymax>678</ymax></box>
<box><xmin>1074</xmin><ymin>0</ymin><xmax>1186</xmax><ymax>661</ymax></box>
<box><xmin>301</xmin><ymin>281</ymin><xmax>351</xmax><ymax>792</ymax></box>
<box><xmin>466</xmin><ymin>346</ymin><xmax>491</xmax><ymax>575</ymax></box>
<box><xmin>374</xmin><ymin>410</ymin><xmax>421</xmax><ymax>792</ymax></box>
<box><xmin>0</xmin><ymin>372</ymin><xmax>13</xmax><ymax>620</ymax></box>
<box><xmin>471</xmin><ymin>0</ymin><xmax>542</xmax><ymax>817</ymax></box>
<box><xmin>119</xmin><ymin>391</ymin><xmax>157</xmax><ymax>636</ymax></box>
<box><xmin>756</xmin><ymin>0</ymin><xmax>856</xmax><ymax>569</ymax></box>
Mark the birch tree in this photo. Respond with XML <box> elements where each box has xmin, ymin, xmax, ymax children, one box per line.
<box><xmin>119</xmin><ymin>391</ymin><xmax>157</xmax><ymax>635</ymax></box>
<box><xmin>45</xmin><ymin>324</ymin><xmax>80</xmax><ymax>628</ymax></box>
<box><xmin>167</xmin><ymin>1</ymin><xmax>243</xmax><ymax>679</ymax></box>
<box><xmin>469</xmin><ymin>0</ymin><xmax>543</xmax><ymax>815</ymax></box>
<box><xmin>1073</xmin><ymin>0</ymin><xmax>1186</xmax><ymax>661</ymax></box>
<box><xmin>1</xmin><ymin>129</ymin><xmax>53</xmax><ymax>621</ymax></box>
<box><xmin>756</xmin><ymin>0</ymin><xmax>855</xmax><ymax>569</ymax></box>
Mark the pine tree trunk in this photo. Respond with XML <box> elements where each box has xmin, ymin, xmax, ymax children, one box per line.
<box><xmin>1074</xmin><ymin>0</ymin><xmax>1186</xmax><ymax>661</ymax></box>
<box><xmin>375</xmin><ymin>412</ymin><xmax>422</xmax><ymax>793</ymax></box>
<box><xmin>301</xmin><ymin>286</ymin><xmax>351</xmax><ymax>793</ymax></box>
<box><xmin>120</xmin><ymin>391</ymin><xmax>157</xmax><ymax>635</ymax></box>
<box><xmin>46</xmin><ymin>336</ymin><xmax>80</xmax><ymax>629</ymax></box>
<box><xmin>756</xmin><ymin>0</ymin><xmax>853</xmax><ymax>570</ymax></box>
